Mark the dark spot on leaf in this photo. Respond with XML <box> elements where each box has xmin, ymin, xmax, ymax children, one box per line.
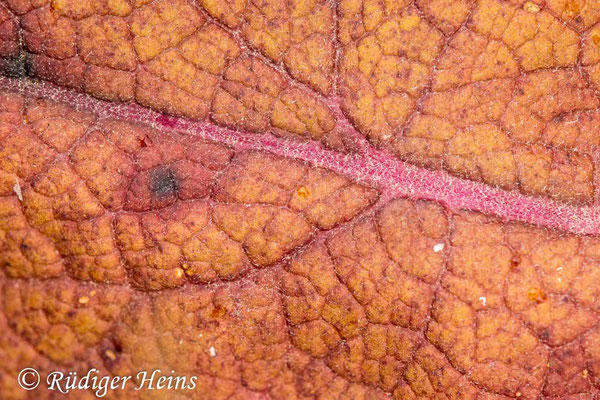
<box><xmin>112</xmin><ymin>338</ymin><xmax>123</xmax><ymax>354</ymax></box>
<box><xmin>539</xmin><ymin>328</ymin><xmax>551</xmax><ymax>342</ymax></box>
<box><xmin>149</xmin><ymin>166</ymin><xmax>179</xmax><ymax>198</ymax></box>
<box><xmin>1</xmin><ymin>52</ymin><xmax>29</xmax><ymax>78</ymax></box>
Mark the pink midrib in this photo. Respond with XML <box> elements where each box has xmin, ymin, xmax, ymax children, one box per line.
<box><xmin>2</xmin><ymin>76</ymin><xmax>598</xmax><ymax>235</ymax></box>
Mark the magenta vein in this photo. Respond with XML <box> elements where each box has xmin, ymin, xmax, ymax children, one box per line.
<box><xmin>1</xmin><ymin>76</ymin><xmax>598</xmax><ymax>235</ymax></box>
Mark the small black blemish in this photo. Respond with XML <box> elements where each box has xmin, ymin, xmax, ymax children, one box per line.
<box><xmin>149</xmin><ymin>166</ymin><xmax>179</xmax><ymax>198</ymax></box>
<box><xmin>112</xmin><ymin>338</ymin><xmax>123</xmax><ymax>354</ymax></box>
<box><xmin>539</xmin><ymin>328</ymin><xmax>551</xmax><ymax>342</ymax></box>
<box><xmin>564</xmin><ymin>348</ymin><xmax>574</xmax><ymax>358</ymax></box>
<box><xmin>1</xmin><ymin>52</ymin><xmax>30</xmax><ymax>79</ymax></box>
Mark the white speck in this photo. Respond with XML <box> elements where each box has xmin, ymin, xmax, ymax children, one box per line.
<box><xmin>479</xmin><ymin>296</ymin><xmax>487</xmax><ymax>306</ymax></box>
<box><xmin>13</xmin><ymin>178</ymin><xmax>22</xmax><ymax>201</ymax></box>
<box><xmin>433</xmin><ymin>243</ymin><xmax>444</xmax><ymax>253</ymax></box>
<box><xmin>209</xmin><ymin>346</ymin><xmax>216</xmax><ymax>357</ymax></box>
<box><xmin>198</xmin><ymin>333</ymin><xmax>203</xmax><ymax>338</ymax></box>
<box><xmin>556</xmin><ymin>266</ymin><xmax>563</xmax><ymax>271</ymax></box>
